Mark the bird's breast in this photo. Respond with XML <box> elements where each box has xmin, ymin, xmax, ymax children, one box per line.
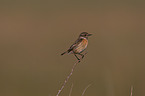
<box><xmin>74</xmin><ymin>39</ymin><xmax>88</xmax><ymax>53</ymax></box>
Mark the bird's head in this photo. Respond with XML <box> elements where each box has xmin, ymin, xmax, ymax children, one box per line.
<box><xmin>79</xmin><ymin>32</ymin><xmax>92</xmax><ymax>38</ymax></box>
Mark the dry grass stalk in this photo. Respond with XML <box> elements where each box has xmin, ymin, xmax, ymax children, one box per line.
<box><xmin>81</xmin><ymin>84</ymin><xmax>92</xmax><ymax>96</ymax></box>
<box><xmin>56</xmin><ymin>60</ymin><xmax>81</xmax><ymax>96</ymax></box>
<box><xmin>130</xmin><ymin>86</ymin><xmax>133</xmax><ymax>96</ymax></box>
<box><xmin>69</xmin><ymin>83</ymin><xmax>73</xmax><ymax>96</ymax></box>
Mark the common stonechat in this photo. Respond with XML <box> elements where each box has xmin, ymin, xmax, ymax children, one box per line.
<box><xmin>61</xmin><ymin>32</ymin><xmax>92</xmax><ymax>61</ymax></box>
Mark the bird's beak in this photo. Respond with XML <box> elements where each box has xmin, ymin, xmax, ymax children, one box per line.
<box><xmin>87</xmin><ymin>34</ymin><xmax>92</xmax><ymax>36</ymax></box>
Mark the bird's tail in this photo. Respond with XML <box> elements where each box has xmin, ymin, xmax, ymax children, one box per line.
<box><xmin>61</xmin><ymin>51</ymin><xmax>67</xmax><ymax>55</ymax></box>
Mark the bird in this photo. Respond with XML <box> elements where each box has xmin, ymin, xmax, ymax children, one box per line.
<box><xmin>61</xmin><ymin>32</ymin><xmax>92</xmax><ymax>61</ymax></box>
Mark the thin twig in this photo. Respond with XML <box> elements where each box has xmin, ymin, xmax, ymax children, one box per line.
<box><xmin>130</xmin><ymin>85</ymin><xmax>133</xmax><ymax>96</ymax></box>
<box><xmin>69</xmin><ymin>83</ymin><xmax>73</xmax><ymax>96</ymax></box>
<box><xmin>81</xmin><ymin>84</ymin><xmax>92</xmax><ymax>96</ymax></box>
<box><xmin>56</xmin><ymin>60</ymin><xmax>81</xmax><ymax>96</ymax></box>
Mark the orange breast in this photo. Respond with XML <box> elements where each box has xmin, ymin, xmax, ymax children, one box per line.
<box><xmin>74</xmin><ymin>39</ymin><xmax>88</xmax><ymax>53</ymax></box>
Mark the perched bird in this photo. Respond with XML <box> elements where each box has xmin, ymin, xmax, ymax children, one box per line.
<box><xmin>61</xmin><ymin>32</ymin><xmax>92</xmax><ymax>61</ymax></box>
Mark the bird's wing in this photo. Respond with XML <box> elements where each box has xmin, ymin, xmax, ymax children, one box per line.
<box><xmin>67</xmin><ymin>38</ymin><xmax>83</xmax><ymax>53</ymax></box>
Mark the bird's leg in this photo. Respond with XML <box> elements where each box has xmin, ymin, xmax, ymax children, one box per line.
<box><xmin>84</xmin><ymin>52</ymin><xmax>88</xmax><ymax>55</ymax></box>
<box><xmin>74</xmin><ymin>54</ymin><xmax>80</xmax><ymax>61</ymax></box>
<box><xmin>78</xmin><ymin>52</ymin><xmax>88</xmax><ymax>59</ymax></box>
<box><xmin>78</xmin><ymin>53</ymin><xmax>84</xmax><ymax>59</ymax></box>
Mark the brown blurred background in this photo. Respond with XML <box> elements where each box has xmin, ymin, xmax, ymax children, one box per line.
<box><xmin>0</xmin><ymin>0</ymin><xmax>145</xmax><ymax>96</ymax></box>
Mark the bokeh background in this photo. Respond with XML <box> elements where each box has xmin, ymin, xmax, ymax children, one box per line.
<box><xmin>0</xmin><ymin>0</ymin><xmax>145</xmax><ymax>96</ymax></box>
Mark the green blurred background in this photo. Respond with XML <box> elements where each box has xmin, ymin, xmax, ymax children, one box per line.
<box><xmin>0</xmin><ymin>0</ymin><xmax>145</xmax><ymax>96</ymax></box>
